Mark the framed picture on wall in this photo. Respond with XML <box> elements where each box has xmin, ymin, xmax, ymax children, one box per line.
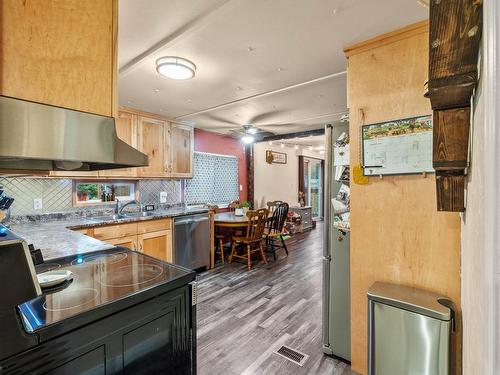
<box><xmin>266</xmin><ymin>150</ymin><xmax>287</xmax><ymax>164</ymax></box>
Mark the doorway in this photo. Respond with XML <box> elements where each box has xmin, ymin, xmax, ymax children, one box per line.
<box><xmin>300</xmin><ymin>156</ymin><xmax>324</xmax><ymax>219</ymax></box>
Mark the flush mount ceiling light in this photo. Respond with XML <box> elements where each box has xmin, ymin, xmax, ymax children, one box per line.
<box><xmin>241</xmin><ymin>135</ymin><xmax>255</xmax><ymax>144</ymax></box>
<box><xmin>156</xmin><ymin>56</ymin><xmax>196</xmax><ymax>80</ymax></box>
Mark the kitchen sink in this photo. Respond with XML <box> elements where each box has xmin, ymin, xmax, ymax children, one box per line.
<box><xmin>124</xmin><ymin>211</ymin><xmax>158</xmax><ymax>218</ymax></box>
<box><xmin>91</xmin><ymin>214</ymin><xmax>129</xmax><ymax>222</ymax></box>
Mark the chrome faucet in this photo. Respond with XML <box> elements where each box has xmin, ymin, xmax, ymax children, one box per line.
<box><xmin>118</xmin><ymin>199</ymin><xmax>141</xmax><ymax>215</ymax></box>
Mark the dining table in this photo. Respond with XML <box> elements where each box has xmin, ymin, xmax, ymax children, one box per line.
<box><xmin>213</xmin><ymin>212</ymin><xmax>250</xmax><ymax>228</ymax></box>
<box><xmin>210</xmin><ymin>212</ymin><xmax>251</xmax><ymax>267</ymax></box>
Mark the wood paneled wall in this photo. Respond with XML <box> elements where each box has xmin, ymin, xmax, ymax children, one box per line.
<box><xmin>0</xmin><ymin>0</ymin><xmax>117</xmax><ymax>116</ymax></box>
<box><xmin>345</xmin><ymin>21</ymin><xmax>462</xmax><ymax>374</ymax></box>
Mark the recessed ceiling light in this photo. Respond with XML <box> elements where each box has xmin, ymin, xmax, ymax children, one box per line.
<box><xmin>159</xmin><ymin>108</ymin><xmax>164</xmax><ymax>112</ymax></box>
<box><xmin>153</xmin><ymin>88</ymin><xmax>160</xmax><ymax>93</ymax></box>
<box><xmin>269</xmin><ymin>141</ymin><xmax>273</xmax><ymax>146</ymax></box>
<box><xmin>236</xmin><ymin>86</ymin><xmax>243</xmax><ymax>91</ymax></box>
<box><xmin>241</xmin><ymin>135</ymin><xmax>255</xmax><ymax>144</ymax></box>
<box><xmin>127</xmin><ymin>100</ymin><xmax>133</xmax><ymax>104</ymax></box>
<box><xmin>294</xmin><ymin>145</ymin><xmax>299</xmax><ymax>150</ymax></box>
<box><xmin>156</xmin><ymin>56</ymin><xmax>196</xmax><ymax>80</ymax></box>
<box><xmin>186</xmin><ymin>98</ymin><xmax>192</xmax><ymax>102</ymax></box>
<box><xmin>281</xmin><ymin>143</ymin><xmax>285</xmax><ymax>148</ymax></box>
<box><xmin>277</xmin><ymin>67</ymin><xmax>284</xmax><ymax>72</ymax></box>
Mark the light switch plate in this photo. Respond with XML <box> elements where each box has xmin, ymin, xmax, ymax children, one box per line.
<box><xmin>33</xmin><ymin>198</ymin><xmax>43</xmax><ymax>210</ymax></box>
<box><xmin>159</xmin><ymin>192</ymin><xmax>168</xmax><ymax>204</ymax></box>
<box><xmin>239</xmin><ymin>185</ymin><xmax>243</xmax><ymax>191</ymax></box>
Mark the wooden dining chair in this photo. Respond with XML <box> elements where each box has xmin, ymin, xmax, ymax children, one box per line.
<box><xmin>228</xmin><ymin>208</ymin><xmax>269</xmax><ymax>270</ymax></box>
<box><xmin>264</xmin><ymin>202</ymin><xmax>289</xmax><ymax>260</ymax></box>
<box><xmin>228</xmin><ymin>200</ymin><xmax>239</xmax><ymax>213</ymax></box>
<box><xmin>205</xmin><ymin>204</ymin><xmax>230</xmax><ymax>264</ymax></box>
<box><xmin>266</xmin><ymin>200</ymin><xmax>284</xmax><ymax>215</ymax></box>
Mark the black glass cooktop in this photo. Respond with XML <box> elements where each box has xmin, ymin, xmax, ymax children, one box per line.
<box><xmin>18</xmin><ymin>248</ymin><xmax>192</xmax><ymax>333</ymax></box>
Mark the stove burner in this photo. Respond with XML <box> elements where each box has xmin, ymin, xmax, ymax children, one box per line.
<box><xmin>35</xmin><ymin>262</ymin><xmax>61</xmax><ymax>273</ymax></box>
<box><xmin>43</xmin><ymin>288</ymin><xmax>98</xmax><ymax>312</ymax></box>
<box><xmin>99</xmin><ymin>264</ymin><xmax>164</xmax><ymax>288</ymax></box>
<box><xmin>70</xmin><ymin>252</ymin><xmax>128</xmax><ymax>266</ymax></box>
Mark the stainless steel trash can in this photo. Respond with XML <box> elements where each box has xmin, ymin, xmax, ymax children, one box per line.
<box><xmin>367</xmin><ymin>282</ymin><xmax>453</xmax><ymax>375</ymax></box>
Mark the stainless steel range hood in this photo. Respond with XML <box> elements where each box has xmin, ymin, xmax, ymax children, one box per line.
<box><xmin>0</xmin><ymin>95</ymin><xmax>148</xmax><ymax>171</ymax></box>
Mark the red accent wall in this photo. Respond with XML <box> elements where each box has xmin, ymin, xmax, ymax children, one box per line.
<box><xmin>194</xmin><ymin>128</ymin><xmax>247</xmax><ymax>202</ymax></box>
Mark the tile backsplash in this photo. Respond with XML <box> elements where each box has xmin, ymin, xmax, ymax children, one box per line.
<box><xmin>0</xmin><ymin>177</ymin><xmax>182</xmax><ymax>217</ymax></box>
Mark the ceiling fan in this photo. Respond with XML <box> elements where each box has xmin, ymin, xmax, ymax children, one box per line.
<box><xmin>203</xmin><ymin>111</ymin><xmax>281</xmax><ymax>142</ymax></box>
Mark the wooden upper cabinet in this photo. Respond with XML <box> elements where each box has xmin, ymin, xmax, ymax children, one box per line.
<box><xmin>0</xmin><ymin>0</ymin><xmax>117</xmax><ymax>116</ymax></box>
<box><xmin>137</xmin><ymin>116</ymin><xmax>168</xmax><ymax>177</ymax></box>
<box><xmin>170</xmin><ymin>124</ymin><xmax>194</xmax><ymax>178</ymax></box>
<box><xmin>99</xmin><ymin>111</ymin><xmax>137</xmax><ymax>178</ymax></box>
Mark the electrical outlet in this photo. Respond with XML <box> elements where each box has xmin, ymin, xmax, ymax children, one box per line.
<box><xmin>159</xmin><ymin>192</ymin><xmax>168</xmax><ymax>204</ymax></box>
<box><xmin>33</xmin><ymin>198</ymin><xmax>43</xmax><ymax>210</ymax></box>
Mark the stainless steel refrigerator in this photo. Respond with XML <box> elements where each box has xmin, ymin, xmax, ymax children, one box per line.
<box><xmin>322</xmin><ymin>122</ymin><xmax>350</xmax><ymax>361</ymax></box>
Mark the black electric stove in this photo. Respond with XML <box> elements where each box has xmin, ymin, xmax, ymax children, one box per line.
<box><xmin>0</xmin><ymin>230</ymin><xmax>197</xmax><ymax>375</ymax></box>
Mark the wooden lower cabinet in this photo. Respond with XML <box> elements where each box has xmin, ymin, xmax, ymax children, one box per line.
<box><xmin>107</xmin><ymin>235</ymin><xmax>138</xmax><ymax>251</ymax></box>
<box><xmin>77</xmin><ymin>219</ymin><xmax>172</xmax><ymax>262</ymax></box>
<box><xmin>137</xmin><ymin>230</ymin><xmax>172</xmax><ymax>262</ymax></box>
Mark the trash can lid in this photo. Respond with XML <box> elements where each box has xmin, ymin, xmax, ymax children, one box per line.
<box><xmin>367</xmin><ymin>282</ymin><xmax>452</xmax><ymax>321</ymax></box>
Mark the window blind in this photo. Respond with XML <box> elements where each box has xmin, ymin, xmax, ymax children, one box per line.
<box><xmin>185</xmin><ymin>152</ymin><xmax>239</xmax><ymax>205</ymax></box>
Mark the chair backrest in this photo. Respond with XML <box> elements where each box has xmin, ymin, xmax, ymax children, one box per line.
<box><xmin>205</xmin><ymin>204</ymin><xmax>219</xmax><ymax>214</ymax></box>
<box><xmin>228</xmin><ymin>200</ymin><xmax>239</xmax><ymax>212</ymax></box>
<box><xmin>269</xmin><ymin>202</ymin><xmax>289</xmax><ymax>234</ymax></box>
<box><xmin>244</xmin><ymin>208</ymin><xmax>269</xmax><ymax>242</ymax></box>
<box><xmin>266</xmin><ymin>200</ymin><xmax>284</xmax><ymax>214</ymax></box>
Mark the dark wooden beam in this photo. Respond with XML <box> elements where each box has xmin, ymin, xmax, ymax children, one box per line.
<box><xmin>428</xmin><ymin>0</ymin><xmax>482</xmax><ymax>212</ymax></box>
<box><xmin>436</xmin><ymin>171</ymin><xmax>466</xmax><ymax>212</ymax></box>
<box><xmin>245</xmin><ymin>144</ymin><xmax>254</xmax><ymax>207</ymax></box>
<box><xmin>433</xmin><ymin>107</ymin><xmax>470</xmax><ymax>170</ymax></box>
<box><xmin>259</xmin><ymin>128</ymin><xmax>325</xmax><ymax>142</ymax></box>
<box><xmin>428</xmin><ymin>0</ymin><xmax>482</xmax><ymax>110</ymax></box>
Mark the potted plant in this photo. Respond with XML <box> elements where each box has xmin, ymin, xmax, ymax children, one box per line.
<box><xmin>240</xmin><ymin>201</ymin><xmax>251</xmax><ymax>215</ymax></box>
<box><xmin>232</xmin><ymin>200</ymin><xmax>251</xmax><ymax>216</ymax></box>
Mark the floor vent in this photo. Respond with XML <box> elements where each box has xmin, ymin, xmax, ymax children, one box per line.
<box><xmin>273</xmin><ymin>345</ymin><xmax>309</xmax><ymax>366</ymax></box>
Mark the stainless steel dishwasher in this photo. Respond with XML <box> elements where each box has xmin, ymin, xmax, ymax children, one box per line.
<box><xmin>173</xmin><ymin>213</ymin><xmax>210</xmax><ymax>270</ymax></box>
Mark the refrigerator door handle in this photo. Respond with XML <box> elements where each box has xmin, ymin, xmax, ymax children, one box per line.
<box><xmin>322</xmin><ymin>124</ymin><xmax>334</xmax><ymax>352</ymax></box>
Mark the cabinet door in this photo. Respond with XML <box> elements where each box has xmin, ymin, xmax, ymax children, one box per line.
<box><xmin>106</xmin><ymin>235</ymin><xmax>138</xmax><ymax>251</ymax></box>
<box><xmin>170</xmin><ymin>124</ymin><xmax>194</xmax><ymax>178</ymax></box>
<box><xmin>99</xmin><ymin>111</ymin><xmax>137</xmax><ymax>178</ymax></box>
<box><xmin>0</xmin><ymin>0</ymin><xmax>116</xmax><ymax>116</ymax></box>
<box><xmin>138</xmin><ymin>230</ymin><xmax>172</xmax><ymax>262</ymax></box>
<box><xmin>137</xmin><ymin>116</ymin><xmax>167</xmax><ymax>177</ymax></box>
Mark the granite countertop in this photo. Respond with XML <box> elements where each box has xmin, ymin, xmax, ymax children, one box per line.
<box><xmin>9</xmin><ymin>208</ymin><xmax>208</xmax><ymax>260</ymax></box>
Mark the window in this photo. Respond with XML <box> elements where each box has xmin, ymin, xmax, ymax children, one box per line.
<box><xmin>185</xmin><ymin>152</ymin><xmax>239</xmax><ymax>205</ymax></box>
<box><xmin>74</xmin><ymin>181</ymin><xmax>136</xmax><ymax>206</ymax></box>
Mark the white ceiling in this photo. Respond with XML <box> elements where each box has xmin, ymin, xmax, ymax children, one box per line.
<box><xmin>118</xmin><ymin>0</ymin><xmax>428</xmax><ymax>135</ymax></box>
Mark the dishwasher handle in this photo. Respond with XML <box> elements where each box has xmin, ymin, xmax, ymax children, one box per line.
<box><xmin>174</xmin><ymin>214</ymin><xmax>209</xmax><ymax>226</ymax></box>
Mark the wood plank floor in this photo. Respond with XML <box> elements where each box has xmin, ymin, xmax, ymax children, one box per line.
<box><xmin>196</xmin><ymin>223</ymin><xmax>355</xmax><ymax>375</ymax></box>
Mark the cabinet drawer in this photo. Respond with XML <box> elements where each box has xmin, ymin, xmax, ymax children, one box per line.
<box><xmin>93</xmin><ymin>223</ymin><xmax>138</xmax><ymax>240</ymax></box>
<box><xmin>137</xmin><ymin>219</ymin><xmax>172</xmax><ymax>234</ymax></box>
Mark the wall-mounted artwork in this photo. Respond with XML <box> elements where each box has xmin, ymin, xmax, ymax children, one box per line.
<box><xmin>266</xmin><ymin>150</ymin><xmax>287</xmax><ymax>164</ymax></box>
<box><xmin>362</xmin><ymin>115</ymin><xmax>433</xmax><ymax>175</ymax></box>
